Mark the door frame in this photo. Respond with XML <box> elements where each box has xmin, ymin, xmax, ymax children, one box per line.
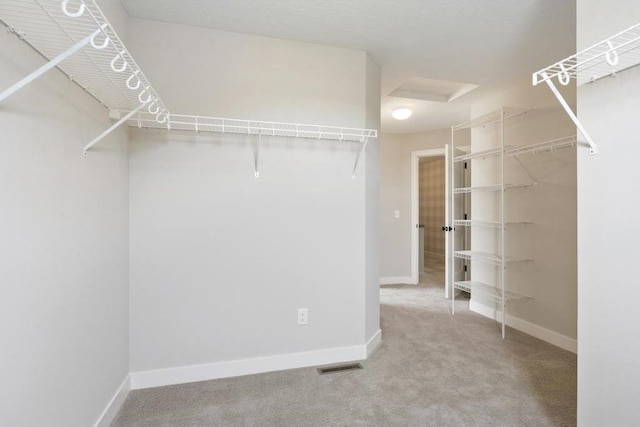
<box><xmin>410</xmin><ymin>148</ymin><xmax>446</xmax><ymax>286</ymax></box>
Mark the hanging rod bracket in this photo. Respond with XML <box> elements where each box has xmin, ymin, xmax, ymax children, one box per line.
<box><xmin>352</xmin><ymin>137</ymin><xmax>369</xmax><ymax>179</ymax></box>
<box><xmin>0</xmin><ymin>27</ymin><xmax>102</xmax><ymax>104</ymax></box>
<box><xmin>83</xmin><ymin>102</ymin><xmax>148</xmax><ymax>155</ymax></box>
<box><xmin>537</xmin><ymin>72</ymin><xmax>598</xmax><ymax>155</ymax></box>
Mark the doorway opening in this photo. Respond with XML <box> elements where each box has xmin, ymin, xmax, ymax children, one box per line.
<box><xmin>410</xmin><ymin>148</ymin><xmax>445</xmax><ymax>290</ymax></box>
<box><xmin>418</xmin><ymin>156</ymin><xmax>446</xmax><ymax>285</ymax></box>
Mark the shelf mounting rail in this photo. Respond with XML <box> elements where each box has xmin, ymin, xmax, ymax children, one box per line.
<box><xmin>0</xmin><ymin>0</ymin><xmax>170</xmax><ymax>153</ymax></box>
<box><xmin>533</xmin><ymin>22</ymin><xmax>640</xmax><ymax>155</ymax></box>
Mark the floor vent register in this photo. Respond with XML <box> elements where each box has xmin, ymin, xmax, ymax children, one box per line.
<box><xmin>317</xmin><ymin>363</ymin><xmax>363</xmax><ymax>375</ymax></box>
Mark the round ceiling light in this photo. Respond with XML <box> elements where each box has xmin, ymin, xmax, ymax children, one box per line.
<box><xmin>392</xmin><ymin>108</ymin><xmax>412</xmax><ymax>121</ymax></box>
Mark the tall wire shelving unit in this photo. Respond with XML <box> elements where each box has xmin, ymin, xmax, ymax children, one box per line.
<box><xmin>449</xmin><ymin>107</ymin><xmax>581</xmax><ymax>338</ymax></box>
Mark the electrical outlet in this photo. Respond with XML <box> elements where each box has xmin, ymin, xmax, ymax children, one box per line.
<box><xmin>394</xmin><ymin>210</ymin><xmax>400</xmax><ymax>218</ymax></box>
<box><xmin>297</xmin><ymin>308</ymin><xmax>308</xmax><ymax>325</ymax></box>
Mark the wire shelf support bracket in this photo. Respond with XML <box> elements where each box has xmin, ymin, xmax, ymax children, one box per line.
<box><xmin>533</xmin><ymin>22</ymin><xmax>640</xmax><ymax>156</ymax></box>
<box><xmin>0</xmin><ymin>26</ymin><xmax>101</xmax><ymax>103</ymax></box>
<box><xmin>352</xmin><ymin>137</ymin><xmax>369</xmax><ymax>180</ymax></box>
<box><xmin>539</xmin><ymin>73</ymin><xmax>598</xmax><ymax>155</ymax></box>
<box><xmin>83</xmin><ymin>103</ymin><xmax>148</xmax><ymax>155</ymax></box>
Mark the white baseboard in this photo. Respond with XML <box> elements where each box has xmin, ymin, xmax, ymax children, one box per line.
<box><xmin>94</xmin><ymin>375</ymin><xmax>130</xmax><ymax>427</ymax></box>
<box><xmin>470</xmin><ymin>300</ymin><xmax>577</xmax><ymax>353</ymax></box>
<box><xmin>131</xmin><ymin>343</ymin><xmax>372</xmax><ymax>390</ymax></box>
<box><xmin>366</xmin><ymin>329</ymin><xmax>382</xmax><ymax>357</ymax></box>
<box><xmin>380</xmin><ymin>276</ymin><xmax>414</xmax><ymax>285</ymax></box>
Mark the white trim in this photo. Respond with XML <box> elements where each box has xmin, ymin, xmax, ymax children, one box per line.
<box><xmin>470</xmin><ymin>300</ymin><xmax>577</xmax><ymax>353</ymax></box>
<box><xmin>380</xmin><ymin>276</ymin><xmax>415</xmax><ymax>285</ymax></box>
<box><xmin>366</xmin><ymin>329</ymin><xmax>382</xmax><ymax>357</ymax></box>
<box><xmin>411</xmin><ymin>148</ymin><xmax>446</xmax><ymax>287</ymax></box>
<box><xmin>94</xmin><ymin>375</ymin><xmax>130</xmax><ymax>427</ymax></box>
<box><xmin>130</xmin><ymin>343</ymin><xmax>370</xmax><ymax>390</ymax></box>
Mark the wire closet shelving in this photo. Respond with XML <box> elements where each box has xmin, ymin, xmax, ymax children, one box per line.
<box><xmin>448</xmin><ymin>107</ymin><xmax>575</xmax><ymax>339</ymax></box>
<box><xmin>533</xmin><ymin>22</ymin><xmax>640</xmax><ymax>155</ymax></box>
<box><xmin>0</xmin><ymin>0</ymin><xmax>377</xmax><ymax>175</ymax></box>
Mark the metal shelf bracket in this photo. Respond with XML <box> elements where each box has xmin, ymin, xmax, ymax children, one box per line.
<box><xmin>83</xmin><ymin>102</ymin><xmax>148</xmax><ymax>155</ymax></box>
<box><xmin>539</xmin><ymin>72</ymin><xmax>598</xmax><ymax>155</ymax></box>
<box><xmin>352</xmin><ymin>137</ymin><xmax>369</xmax><ymax>180</ymax></box>
<box><xmin>0</xmin><ymin>26</ymin><xmax>103</xmax><ymax>104</ymax></box>
<box><xmin>253</xmin><ymin>134</ymin><xmax>260</xmax><ymax>178</ymax></box>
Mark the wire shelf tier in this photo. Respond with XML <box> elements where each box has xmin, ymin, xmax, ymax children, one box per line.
<box><xmin>454</xmin><ymin>251</ymin><xmax>503</xmax><ymax>266</ymax></box>
<box><xmin>454</xmin><ymin>281</ymin><xmax>530</xmax><ymax>303</ymax></box>
<box><xmin>454</xmin><ymin>135</ymin><xmax>576</xmax><ymax>163</ymax></box>
<box><xmin>533</xmin><ymin>23</ymin><xmax>640</xmax><ymax>87</ymax></box>
<box><xmin>125</xmin><ymin>112</ymin><xmax>378</xmax><ymax>142</ymax></box>
<box><xmin>454</xmin><ymin>250</ymin><xmax>532</xmax><ymax>265</ymax></box>
<box><xmin>454</xmin><ymin>220</ymin><xmax>503</xmax><ymax>228</ymax></box>
<box><xmin>505</xmin><ymin>135</ymin><xmax>577</xmax><ymax>157</ymax></box>
<box><xmin>454</xmin><ymin>147</ymin><xmax>504</xmax><ymax>162</ymax></box>
<box><xmin>452</xmin><ymin>107</ymin><xmax>529</xmax><ymax>131</ymax></box>
<box><xmin>453</xmin><ymin>183</ymin><xmax>534</xmax><ymax>194</ymax></box>
<box><xmin>454</xmin><ymin>220</ymin><xmax>532</xmax><ymax>228</ymax></box>
<box><xmin>0</xmin><ymin>0</ymin><xmax>168</xmax><ymax>113</ymax></box>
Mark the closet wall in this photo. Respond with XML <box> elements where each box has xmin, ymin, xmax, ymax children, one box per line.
<box><xmin>0</xmin><ymin>1</ymin><xmax>130</xmax><ymax>426</ymax></box>
<box><xmin>469</xmin><ymin>83</ymin><xmax>577</xmax><ymax>350</ymax></box>
<box><xmin>126</xmin><ymin>18</ymin><xmax>380</xmax><ymax>385</ymax></box>
<box><xmin>576</xmin><ymin>0</ymin><xmax>640</xmax><ymax>425</ymax></box>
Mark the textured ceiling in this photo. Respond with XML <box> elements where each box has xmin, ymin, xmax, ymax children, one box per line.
<box><xmin>120</xmin><ymin>0</ymin><xmax>576</xmax><ymax>133</ymax></box>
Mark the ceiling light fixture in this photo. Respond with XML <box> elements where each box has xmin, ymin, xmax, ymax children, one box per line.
<box><xmin>392</xmin><ymin>108</ymin><xmax>412</xmax><ymax>120</ymax></box>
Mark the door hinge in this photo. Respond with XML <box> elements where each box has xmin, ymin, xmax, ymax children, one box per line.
<box><xmin>464</xmin><ymin>265</ymin><xmax>468</xmax><ymax>272</ymax></box>
<box><xmin>464</xmin><ymin>162</ymin><xmax>468</xmax><ymax>169</ymax></box>
<box><xmin>464</xmin><ymin>213</ymin><xmax>468</xmax><ymax>220</ymax></box>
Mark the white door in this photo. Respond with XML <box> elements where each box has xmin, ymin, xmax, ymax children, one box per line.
<box><xmin>444</xmin><ymin>144</ymin><xmax>465</xmax><ymax>299</ymax></box>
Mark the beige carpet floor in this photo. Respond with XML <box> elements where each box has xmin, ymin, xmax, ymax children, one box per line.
<box><xmin>111</xmin><ymin>266</ymin><xmax>576</xmax><ymax>426</ymax></box>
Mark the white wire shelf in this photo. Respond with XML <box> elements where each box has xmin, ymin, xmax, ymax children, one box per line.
<box><xmin>505</xmin><ymin>135</ymin><xmax>577</xmax><ymax>157</ymax></box>
<box><xmin>454</xmin><ymin>135</ymin><xmax>576</xmax><ymax>163</ymax></box>
<box><xmin>454</xmin><ymin>220</ymin><xmax>503</xmax><ymax>228</ymax></box>
<box><xmin>0</xmin><ymin>0</ymin><xmax>168</xmax><ymax>114</ymax></box>
<box><xmin>533</xmin><ymin>22</ymin><xmax>640</xmax><ymax>87</ymax></box>
<box><xmin>454</xmin><ymin>281</ymin><xmax>530</xmax><ymax>302</ymax></box>
<box><xmin>454</xmin><ymin>220</ymin><xmax>532</xmax><ymax>228</ymax></box>
<box><xmin>452</xmin><ymin>107</ymin><xmax>530</xmax><ymax>131</ymax></box>
<box><xmin>453</xmin><ymin>183</ymin><xmax>534</xmax><ymax>194</ymax></box>
<box><xmin>532</xmin><ymin>23</ymin><xmax>640</xmax><ymax>155</ymax></box>
<box><xmin>454</xmin><ymin>251</ymin><xmax>503</xmax><ymax>266</ymax></box>
<box><xmin>122</xmin><ymin>111</ymin><xmax>378</xmax><ymax>142</ymax></box>
<box><xmin>454</xmin><ymin>251</ymin><xmax>532</xmax><ymax>265</ymax></box>
<box><xmin>454</xmin><ymin>147</ymin><xmax>504</xmax><ymax>162</ymax></box>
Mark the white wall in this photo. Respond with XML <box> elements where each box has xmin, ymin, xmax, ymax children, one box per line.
<box><xmin>379</xmin><ymin>129</ymin><xmax>452</xmax><ymax>280</ymax></box>
<box><xmin>0</xmin><ymin>1</ymin><xmax>130</xmax><ymax>426</ymax></box>
<box><xmin>467</xmin><ymin>83</ymin><xmax>577</xmax><ymax>349</ymax></box>
<box><xmin>576</xmin><ymin>1</ymin><xmax>640</xmax><ymax>425</ymax></box>
<box><xmin>365</xmin><ymin>54</ymin><xmax>382</xmax><ymax>342</ymax></box>
<box><xmin>127</xmin><ymin>18</ymin><xmax>380</xmax><ymax>383</ymax></box>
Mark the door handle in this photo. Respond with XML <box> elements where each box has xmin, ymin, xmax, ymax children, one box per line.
<box><xmin>442</xmin><ymin>226</ymin><xmax>453</xmax><ymax>232</ymax></box>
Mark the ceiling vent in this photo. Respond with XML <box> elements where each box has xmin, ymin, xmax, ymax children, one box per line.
<box><xmin>390</xmin><ymin>77</ymin><xmax>479</xmax><ymax>103</ymax></box>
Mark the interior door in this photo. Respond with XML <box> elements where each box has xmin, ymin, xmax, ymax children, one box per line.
<box><xmin>444</xmin><ymin>144</ymin><xmax>465</xmax><ymax>299</ymax></box>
